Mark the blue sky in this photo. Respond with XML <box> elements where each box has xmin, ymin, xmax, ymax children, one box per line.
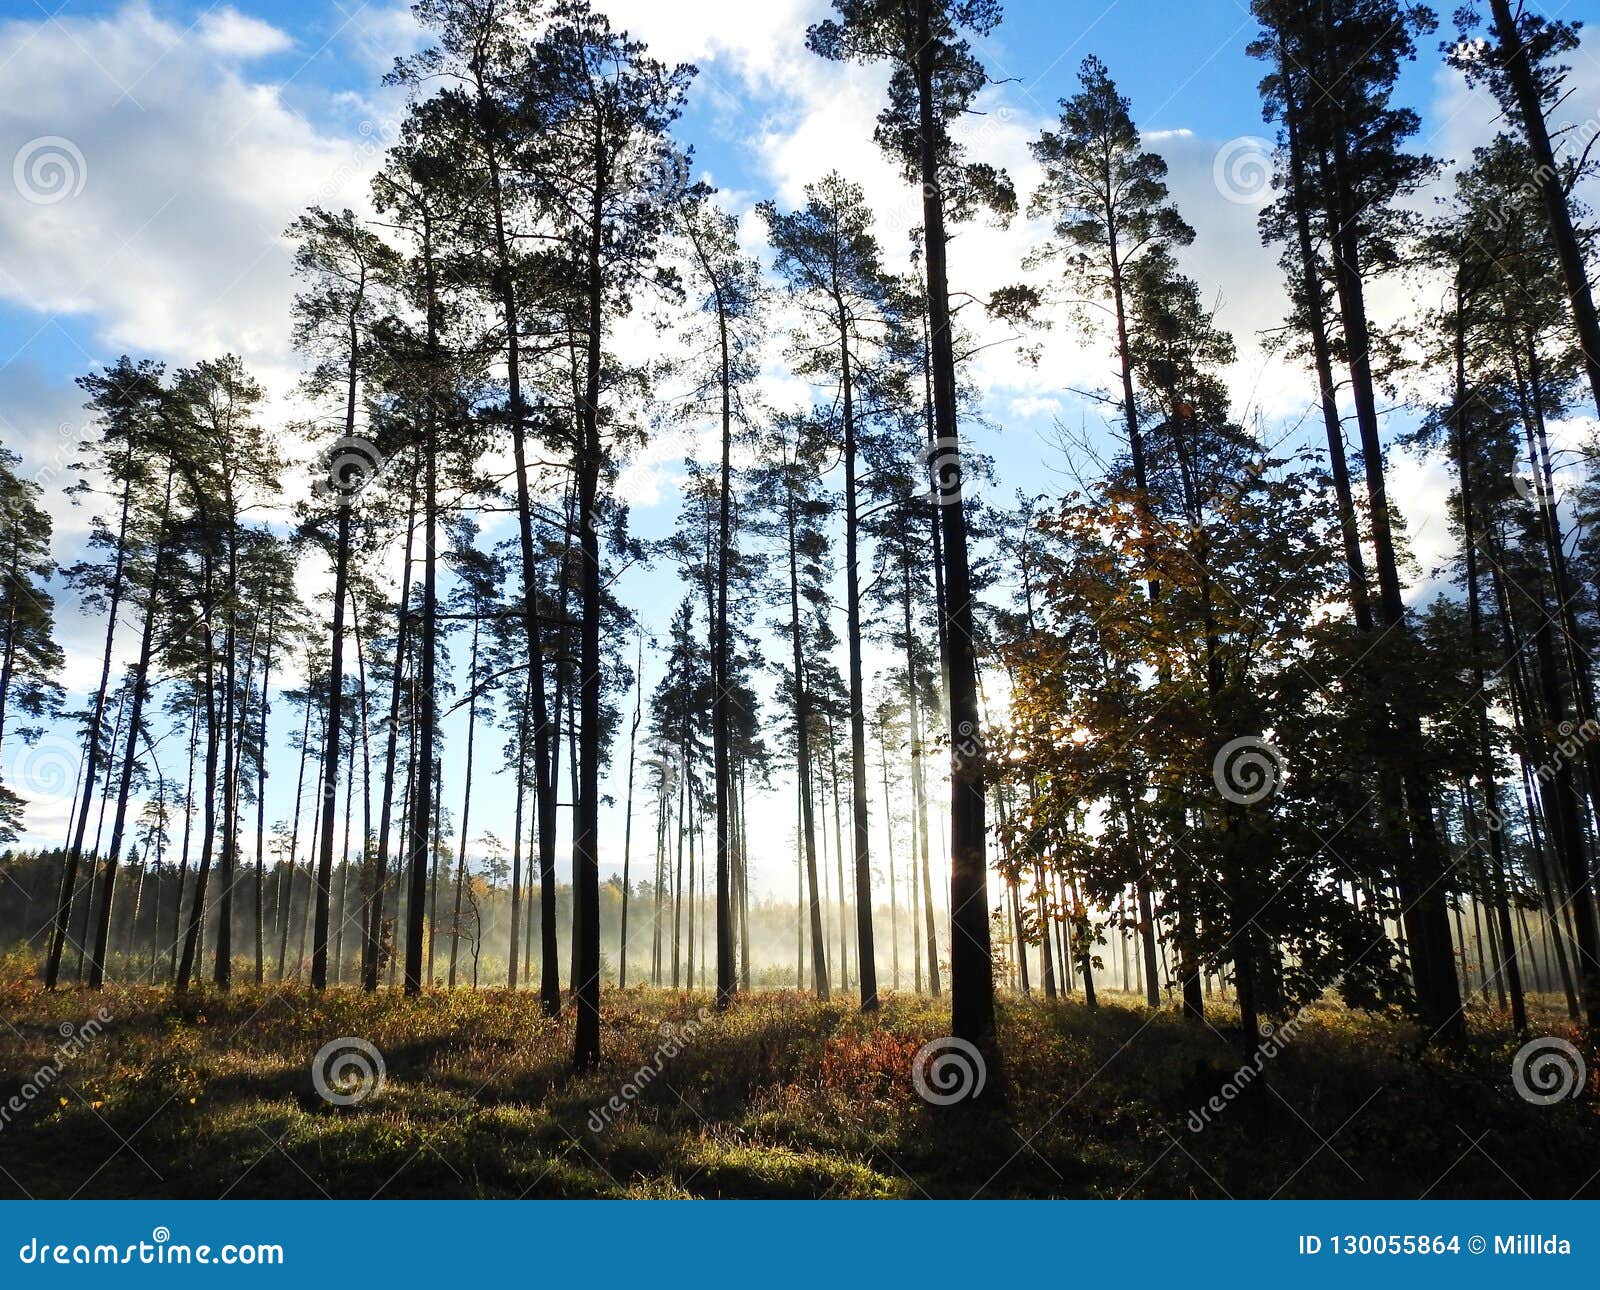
<box><xmin>1</xmin><ymin>0</ymin><xmax>1596</xmax><ymax>903</ymax></box>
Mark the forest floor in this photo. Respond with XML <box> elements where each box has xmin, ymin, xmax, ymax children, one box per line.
<box><xmin>1</xmin><ymin>968</ymin><xmax>1596</xmax><ymax>1199</ymax></box>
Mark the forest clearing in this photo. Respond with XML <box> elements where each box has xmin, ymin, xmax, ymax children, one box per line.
<box><xmin>1</xmin><ymin>973</ymin><xmax>1594</xmax><ymax>1200</ymax></box>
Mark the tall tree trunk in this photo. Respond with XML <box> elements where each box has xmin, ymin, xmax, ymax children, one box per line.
<box><xmin>786</xmin><ymin>487</ymin><xmax>829</xmax><ymax>999</ymax></box>
<box><xmin>426</xmin><ymin>756</ymin><xmax>442</xmax><ymax>984</ymax></box>
<box><xmin>737</xmin><ymin>759</ymin><xmax>751</xmax><ymax>990</ymax></box>
<box><xmin>214</xmin><ymin>513</ymin><xmax>241</xmax><ymax>991</ymax></box>
<box><xmin>477</xmin><ymin>83</ymin><xmax>559</xmax><ymax>1020</ymax></box>
<box><xmin>619</xmin><ymin>634</ymin><xmax>642</xmax><ymax>989</ymax></box>
<box><xmin>46</xmin><ymin>468</ymin><xmax>134</xmax><ymax>988</ymax></box>
<box><xmin>88</xmin><ymin>471</ymin><xmax>173</xmax><ymax>986</ymax></box>
<box><xmin>1321</xmin><ymin>126</ymin><xmax>1464</xmax><ymax>1043</ymax></box>
<box><xmin>174</xmin><ymin>705</ymin><xmax>197</xmax><ymax>984</ymax></box>
<box><xmin>1279</xmin><ymin>39</ymin><xmax>1373</xmax><ymax>630</ymax></box>
<box><xmin>1450</xmin><ymin>292</ymin><xmax>1526</xmax><ymax>1032</ymax></box>
<box><xmin>649</xmin><ymin>785</ymin><xmax>662</xmax><ymax>986</ymax></box>
<box><xmin>707</xmin><ymin>264</ymin><xmax>737</xmax><ymax>1011</ymax></box>
<box><xmin>508</xmin><ymin>669</ymin><xmax>531</xmax><ymax>990</ymax></box>
<box><xmin>1035</xmin><ymin>861</ymin><xmax>1056</xmax><ymax>1002</ymax></box>
<box><xmin>335</xmin><ymin>737</ymin><xmax>356</xmax><ymax>982</ymax></box>
<box><xmin>836</xmin><ymin>308</ymin><xmax>878</xmax><ymax>1011</ymax></box>
<box><xmin>278</xmin><ymin>696</ymin><xmax>312</xmax><ymax>981</ymax></box>
<box><xmin>177</xmin><ymin>568</ymin><xmax>221</xmax><ymax>992</ymax></box>
<box><xmin>673</xmin><ymin>743</ymin><xmax>685</xmax><ymax>988</ymax></box>
<box><xmin>914</xmin><ymin>0</ymin><xmax>992</xmax><ymax>1049</ymax></box>
<box><xmin>448</xmin><ymin>615</ymin><xmax>481</xmax><ymax>989</ymax></box>
<box><xmin>1488</xmin><ymin>0</ymin><xmax>1600</xmax><ymax>418</ymax></box>
<box><xmin>363</xmin><ymin>476</ymin><xmax>415</xmax><ymax>990</ymax></box>
<box><xmin>827</xmin><ymin>718</ymin><xmax>850</xmax><ymax>990</ymax></box>
<box><xmin>1507</xmin><ymin>340</ymin><xmax>1600</xmax><ymax>1029</ymax></box>
<box><xmin>310</xmin><ymin>507</ymin><xmax>350</xmax><ymax>991</ymax></box>
<box><xmin>572</xmin><ymin>141</ymin><xmax>607</xmax><ymax>1069</ymax></box>
<box><xmin>404</xmin><ymin>210</ymin><xmax>441</xmax><ymax>997</ymax></box>
<box><xmin>252</xmin><ymin>605</ymin><xmax>276</xmax><ymax>985</ymax></box>
<box><xmin>882</xmin><ymin>729</ymin><xmax>900</xmax><ymax>992</ymax></box>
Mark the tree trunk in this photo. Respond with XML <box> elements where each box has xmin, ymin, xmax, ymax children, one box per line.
<box><xmin>1279</xmin><ymin>39</ymin><xmax>1373</xmax><ymax>630</ymax></box>
<box><xmin>176</xmin><ymin>572</ymin><xmax>221</xmax><ymax>992</ymax></box>
<box><xmin>619</xmin><ymin>634</ymin><xmax>642</xmax><ymax>989</ymax></box>
<box><xmin>1321</xmin><ymin>126</ymin><xmax>1464</xmax><ymax>1043</ymax></box>
<box><xmin>310</xmin><ymin>506</ymin><xmax>350</xmax><ymax>991</ymax></box>
<box><xmin>88</xmin><ymin>472</ymin><xmax>173</xmax><ymax>986</ymax></box>
<box><xmin>786</xmin><ymin>503</ymin><xmax>830</xmax><ymax>1000</ymax></box>
<box><xmin>448</xmin><ymin>614</ymin><xmax>480</xmax><ymax>989</ymax></box>
<box><xmin>1450</xmin><ymin>293</ymin><xmax>1526</xmax><ymax>1032</ymax></box>
<box><xmin>914</xmin><ymin>0</ymin><xmax>993</xmax><ymax>1050</ymax></box>
<box><xmin>837</xmin><ymin>305</ymin><xmax>878</xmax><ymax>1011</ymax></box>
<box><xmin>252</xmin><ymin>605</ymin><xmax>276</xmax><ymax>985</ymax></box>
<box><xmin>572</xmin><ymin>142</ymin><xmax>606</xmax><ymax>1069</ymax></box>
<box><xmin>46</xmin><ymin>467</ymin><xmax>134</xmax><ymax>988</ymax></box>
<box><xmin>708</xmin><ymin>264</ymin><xmax>737</xmax><ymax>1011</ymax></box>
<box><xmin>1488</xmin><ymin>0</ymin><xmax>1600</xmax><ymax>418</ymax></box>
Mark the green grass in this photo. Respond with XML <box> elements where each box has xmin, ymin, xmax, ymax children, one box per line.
<box><xmin>0</xmin><ymin>974</ymin><xmax>1594</xmax><ymax>1199</ymax></box>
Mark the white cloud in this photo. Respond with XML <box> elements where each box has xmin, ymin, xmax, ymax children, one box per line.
<box><xmin>334</xmin><ymin>1</ymin><xmax>427</xmax><ymax>75</ymax></box>
<box><xmin>599</xmin><ymin>0</ymin><xmax>826</xmax><ymax>94</ymax></box>
<box><xmin>0</xmin><ymin>5</ymin><xmax>384</xmax><ymax>379</ymax></box>
<box><xmin>1009</xmin><ymin>394</ymin><xmax>1062</xmax><ymax>420</ymax></box>
<box><xmin>197</xmin><ymin>6</ymin><xmax>293</xmax><ymax>58</ymax></box>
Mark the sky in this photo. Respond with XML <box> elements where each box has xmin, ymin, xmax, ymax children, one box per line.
<box><xmin>2</xmin><ymin>0</ymin><xmax>1598</xmax><ymax>902</ymax></box>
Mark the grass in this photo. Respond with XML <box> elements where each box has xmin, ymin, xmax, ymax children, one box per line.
<box><xmin>0</xmin><ymin>971</ymin><xmax>1595</xmax><ymax>1199</ymax></box>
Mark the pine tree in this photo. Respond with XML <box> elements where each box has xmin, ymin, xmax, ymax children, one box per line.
<box><xmin>523</xmin><ymin>1</ymin><xmax>694</xmax><ymax>1066</ymax></box>
<box><xmin>0</xmin><ymin>449</ymin><xmax>64</xmax><ymax>844</ymax></box>
<box><xmin>761</xmin><ymin>172</ymin><xmax>910</xmax><ymax>1011</ymax></box>
<box><xmin>808</xmin><ymin>0</ymin><xmax>1014</xmax><ymax>1054</ymax></box>
<box><xmin>678</xmin><ymin>189</ymin><xmax>766</xmax><ymax>1008</ymax></box>
<box><xmin>1251</xmin><ymin>0</ymin><xmax>1465</xmax><ymax>1044</ymax></box>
